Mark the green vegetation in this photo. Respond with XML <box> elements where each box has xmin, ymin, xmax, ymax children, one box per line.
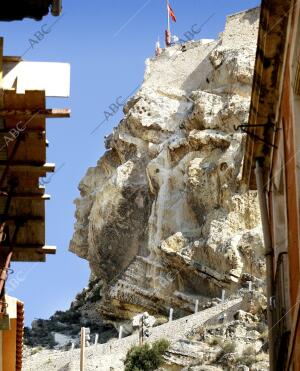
<box><xmin>30</xmin><ymin>346</ymin><xmax>43</xmax><ymax>355</ymax></box>
<box><xmin>222</xmin><ymin>340</ymin><xmax>236</xmax><ymax>354</ymax></box>
<box><xmin>243</xmin><ymin>345</ymin><xmax>256</xmax><ymax>357</ymax></box>
<box><xmin>124</xmin><ymin>339</ymin><xmax>170</xmax><ymax>371</ymax></box>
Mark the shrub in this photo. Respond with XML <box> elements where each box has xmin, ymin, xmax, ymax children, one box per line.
<box><xmin>31</xmin><ymin>346</ymin><xmax>43</xmax><ymax>355</ymax></box>
<box><xmin>124</xmin><ymin>339</ymin><xmax>170</xmax><ymax>371</ymax></box>
<box><xmin>243</xmin><ymin>345</ymin><xmax>256</xmax><ymax>357</ymax></box>
<box><xmin>208</xmin><ymin>336</ymin><xmax>223</xmax><ymax>346</ymax></box>
<box><xmin>222</xmin><ymin>341</ymin><xmax>236</xmax><ymax>354</ymax></box>
<box><xmin>215</xmin><ymin>340</ymin><xmax>237</xmax><ymax>363</ymax></box>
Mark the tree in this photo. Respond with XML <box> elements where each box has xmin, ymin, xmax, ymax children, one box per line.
<box><xmin>124</xmin><ymin>339</ymin><xmax>170</xmax><ymax>371</ymax></box>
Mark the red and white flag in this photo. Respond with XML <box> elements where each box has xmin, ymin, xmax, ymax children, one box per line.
<box><xmin>167</xmin><ymin>3</ymin><xmax>177</xmax><ymax>22</ymax></box>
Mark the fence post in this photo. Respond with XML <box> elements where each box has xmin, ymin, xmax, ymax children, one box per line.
<box><xmin>221</xmin><ymin>289</ymin><xmax>225</xmax><ymax>303</ymax></box>
<box><xmin>80</xmin><ymin>327</ymin><xmax>86</xmax><ymax>371</ymax></box>
<box><xmin>119</xmin><ymin>325</ymin><xmax>123</xmax><ymax>340</ymax></box>
<box><xmin>94</xmin><ymin>333</ymin><xmax>99</xmax><ymax>345</ymax></box>
<box><xmin>139</xmin><ymin>316</ymin><xmax>143</xmax><ymax>345</ymax></box>
<box><xmin>169</xmin><ymin>308</ymin><xmax>173</xmax><ymax>322</ymax></box>
<box><xmin>69</xmin><ymin>342</ymin><xmax>75</xmax><ymax>367</ymax></box>
<box><xmin>195</xmin><ymin>299</ymin><xmax>199</xmax><ymax>313</ymax></box>
<box><xmin>85</xmin><ymin>328</ymin><xmax>91</xmax><ymax>347</ymax></box>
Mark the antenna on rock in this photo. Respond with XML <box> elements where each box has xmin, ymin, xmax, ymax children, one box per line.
<box><xmin>155</xmin><ymin>36</ymin><xmax>162</xmax><ymax>56</ymax></box>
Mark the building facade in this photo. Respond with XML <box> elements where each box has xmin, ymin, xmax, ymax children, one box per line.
<box><xmin>0</xmin><ymin>22</ymin><xmax>69</xmax><ymax>371</ymax></box>
<box><xmin>243</xmin><ymin>0</ymin><xmax>300</xmax><ymax>370</ymax></box>
<box><xmin>0</xmin><ymin>2</ymin><xmax>65</xmax><ymax>369</ymax></box>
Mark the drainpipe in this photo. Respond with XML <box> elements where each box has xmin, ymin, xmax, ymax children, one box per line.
<box><xmin>255</xmin><ymin>160</ymin><xmax>274</xmax><ymax>371</ymax></box>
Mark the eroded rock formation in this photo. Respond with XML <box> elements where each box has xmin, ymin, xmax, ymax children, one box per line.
<box><xmin>70</xmin><ymin>7</ymin><xmax>264</xmax><ymax>327</ymax></box>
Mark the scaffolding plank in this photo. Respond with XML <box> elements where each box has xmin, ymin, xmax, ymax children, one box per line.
<box><xmin>0</xmin><ymin>128</ymin><xmax>45</xmax><ymax>133</ymax></box>
<box><xmin>12</xmin><ymin>246</ymin><xmax>56</xmax><ymax>262</ymax></box>
<box><xmin>4</xmin><ymin>219</ymin><xmax>45</xmax><ymax>246</ymax></box>
<box><xmin>0</xmin><ymin>53</ymin><xmax>69</xmax><ymax>263</ymax></box>
<box><xmin>0</xmin><ymin>193</ymin><xmax>50</xmax><ymax>200</ymax></box>
<box><xmin>2</xmin><ymin>132</ymin><xmax>46</xmax><ymax>164</ymax></box>
<box><xmin>3</xmin><ymin>90</ymin><xmax>46</xmax><ymax>111</ymax></box>
<box><xmin>3</xmin><ymin>91</ymin><xmax>46</xmax><ymax>134</ymax></box>
<box><xmin>0</xmin><ymin>163</ymin><xmax>55</xmax><ymax>173</ymax></box>
<box><xmin>5</xmin><ymin>216</ymin><xmax>44</xmax><ymax>221</ymax></box>
<box><xmin>11</xmin><ymin>252</ymin><xmax>46</xmax><ymax>263</ymax></box>
<box><xmin>13</xmin><ymin>245</ymin><xmax>56</xmax><ymax>254</ymax></box>
<box><xmin>0</xmin><ymin>108</ymin><xmax>70</xmax><ymax>118</ymax></box>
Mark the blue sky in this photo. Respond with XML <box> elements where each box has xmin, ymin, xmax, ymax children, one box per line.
<box><xmin>1</xmin><ymin>0</ymin><xmax>260</xmax><ymax>325</ymax></box>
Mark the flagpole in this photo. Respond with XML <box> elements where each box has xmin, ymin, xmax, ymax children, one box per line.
<box><xmin>166</xmin><ymin>0</ymin><xmax>170</xmax><ymax>35</ymax></box>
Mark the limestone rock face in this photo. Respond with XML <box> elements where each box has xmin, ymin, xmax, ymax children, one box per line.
<box><xmin>70</xmin><ymin>8</ymin><xmax>264</xmax><ymax>324</ymax></box>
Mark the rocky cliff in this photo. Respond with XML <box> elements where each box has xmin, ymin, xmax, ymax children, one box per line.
<box><xmin>70</xmin><ymin>7</ymin><xmax>264</xmax><ymax>329</ymax></box>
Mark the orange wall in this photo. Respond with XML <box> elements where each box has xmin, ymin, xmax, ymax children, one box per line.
<box><xmin>271</xmin><ymin>59</ymin><xmax>300</xmax><ymax>371</ymax></box>
<box><xmin>2</xmin><ymin>319</ymin><xmax>17</xmax><ymax>371</ymax></box>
